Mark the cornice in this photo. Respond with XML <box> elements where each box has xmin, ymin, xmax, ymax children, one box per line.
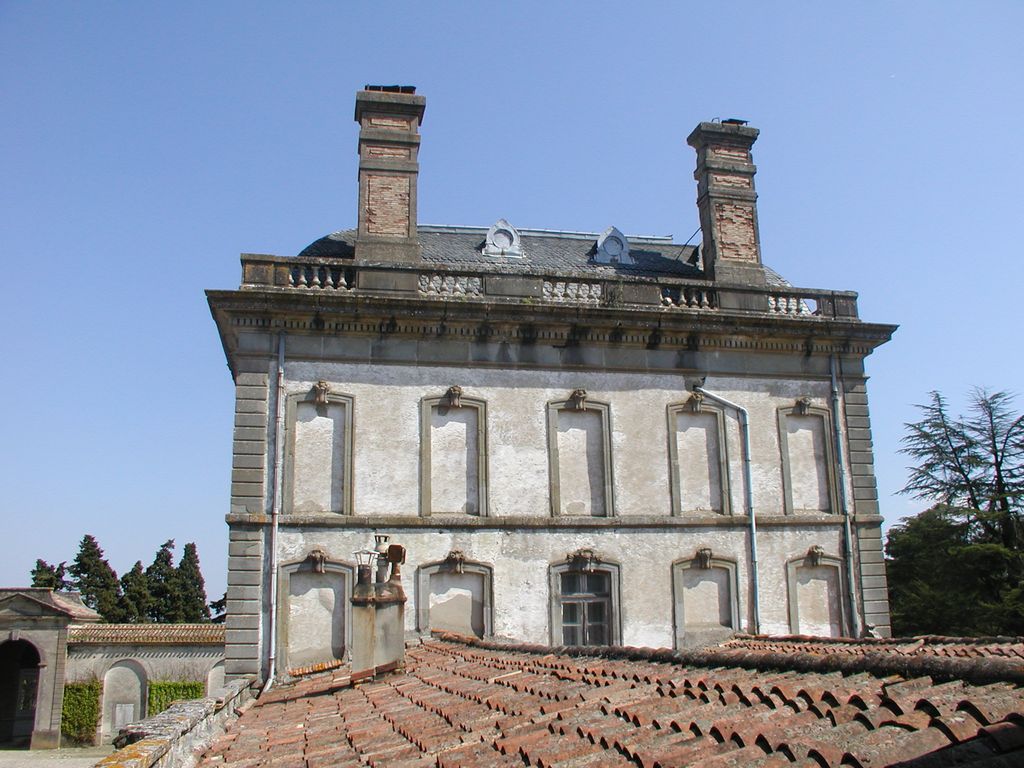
<box><xmin>225</xmin><ymin>513</ymin><xmax>884</xmax><ymax>530</ymax></box>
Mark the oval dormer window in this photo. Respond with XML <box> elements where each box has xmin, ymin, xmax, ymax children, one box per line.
<box><xmin>483</xmin><ymin>218</ymin><xmax>523</xmax><ymax>258</ymax></box>
<box><xmin>594</xmin><ymin>226</ymin><xmax>633</xmax><ymax>265</ymax></box>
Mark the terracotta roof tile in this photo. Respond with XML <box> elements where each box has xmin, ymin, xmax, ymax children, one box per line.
<box><xmin>67</xmin><ymin>622</ymin><xmax>225</xmax><ymax>644</ymax></box>
<box><xmin>196</xmin><ymin>636</ymin><xmax>1024</xmax><ymax>768</ymax></box>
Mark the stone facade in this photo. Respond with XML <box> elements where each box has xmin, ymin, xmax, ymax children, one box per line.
<box><xmin>208</xmin><ymin>86</ymin><xmax>897</xmax><ymax>684</ymax></box>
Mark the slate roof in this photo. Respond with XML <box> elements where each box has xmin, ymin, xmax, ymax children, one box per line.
<box><xmin>67</xmin><ymin>623</ymin><xmax>225</xmax><ymax>645</ymax></box>
<box><xmin>196</xmin><ymin>635</ymin><xmax>1024</xmax><ymax>768</ymax></box>
<box><xmin>299</xmin><ymin>227</ymin><xmax>706</xmax><ymax>281</ymax></box>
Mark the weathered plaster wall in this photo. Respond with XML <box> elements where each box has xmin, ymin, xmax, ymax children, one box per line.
<box><xmin>278</xmin><ymin>362</ymin><xmax>850</xmax><ymax>520</ymax></box>
<box><xmin>224</xmin><ymin>355</ymin><xmax>890</xmax><ymax>681</ymax></box>
<box><xmin>66</xmin><ymin>644</ymin><xmax>224</xmax><ymax>686</ymax></box>
<box><xmin>273</xmin><ymin>523</ymin><xmax>847</xmax><ymax>649</ymax></box>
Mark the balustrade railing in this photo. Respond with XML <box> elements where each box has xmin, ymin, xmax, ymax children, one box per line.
<box><xmin>238</xmin><ymin>255</ymin><xmax>858</xmax><ymax>320</ymax></box>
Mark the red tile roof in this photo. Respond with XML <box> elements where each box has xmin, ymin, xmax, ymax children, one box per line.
<box><xmin>197</xmin><ymin>635</ymin><xmax>1024</xmax><ymax>768</ymax></box>
<box><xmin>723</xmin><ymin>633</ymin><xmax>1024</xmax><ymax>662</ymax></box>
<box><xmin>67</xmin><ymin>623</ymin><xmax>225</xmax><ymax>645</ymax></box>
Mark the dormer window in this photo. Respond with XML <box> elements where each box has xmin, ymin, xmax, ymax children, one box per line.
<box><xmin>593</xmin><ymin>226</ymin><xmax>634</xmax><ymax>265</ymax></box>
<box><xmin>482</xmin><ymin>218</ymin><xmax>523</xmax><ymax>257</ymax></box>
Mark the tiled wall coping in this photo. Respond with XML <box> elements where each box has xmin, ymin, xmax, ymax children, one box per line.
<box><xmin>95</xmin><ymin>677</ymin><xmax>256</xmax><ymax>768</ymax></box>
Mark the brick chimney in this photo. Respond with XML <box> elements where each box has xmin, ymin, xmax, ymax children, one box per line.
<box><xmin>687</xmin><ymin>121</ymin><xmax>767</xmax><ymax>287</ymax></box>
<box><xmin>354</xmin><ymin>85</ymin><xmax>426</xmax><ymax>263</ymax></box>
<box><xmin>350</xmin><ymin>537</ymin><xmax>407</xmax><ymax>680</ymax></box>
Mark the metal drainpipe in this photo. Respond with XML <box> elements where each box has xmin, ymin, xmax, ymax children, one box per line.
<box><xmin>262</xmin><ymin>332</ymin><xmax>286</xmax><ymax>693</ymax></box>
<box><xmin>694</xmin><ymin>386</ymin><xmax>760</xmax><ymax>635</ymax></box>
<box><xmin>830</xmin><ymin>355</ymin><xmax>863</xmax><ymax>638</ymax></box>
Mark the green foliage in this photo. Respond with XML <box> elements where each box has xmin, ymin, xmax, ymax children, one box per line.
<box><xmin>146</xmin><ymin>540</ymin><xmax>184</xmax><ymax>623</ymax></box>
<box><xmin>29</xmin><ymin>536</ymin><xmax>215</xmax><ymax>625</ymax></box>
<box><xmin>147</xmin><ymin>680</ymin><xmax>205</xmax><ymax>715</ymax></box>
<box><xmin>31</xmin><ymin>559</ymin><xmax>69</xmax><ymax>590</ymax></box>
<box><xmin>900</xmin><ymin>389</ymin><xmax>1023</xmax><ymax>547</ymax></box>
<box><xmin>119</xmin><ymin>560</ymin><xmax>153</xmax><ymax>623</ymax></box>
<box><xmin>61</xmin><ymin>680</ymin><xmax>101</xmax><ymax>745</ymax></box>
<box><xmin>209</xmin><ymin>591</ymin><xmax>227</xmax><ymax>623</ymax></box>
<box><xmin>70</xmin><ymin>535</ymin><xmax>125</xmax><ymax>622</ymax></box>
<box><xmin>177</xmin><ymin>543</ymin><xmax>210</xmax><ymax>622</ymax></box>
<box><xmin>889</xmin><ymin>389</ymin><xmax>1024</xmax><ymax>636</ymax></box>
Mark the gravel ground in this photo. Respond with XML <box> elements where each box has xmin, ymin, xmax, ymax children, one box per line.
<box><xmin>0</xmin><ymin>746</ymin><xmax>113</xmax><ymax>768</ymax></box>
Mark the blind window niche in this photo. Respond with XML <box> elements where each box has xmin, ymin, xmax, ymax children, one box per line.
<box><xmin>778</xmin><ymin>399</ymin><xmax>838</xmax><ymax>515</ymax></box>
<box><xmin>284</xmin><ymin>384</ymin><xmax>354</xmax><ymax>515</ymax></box>
<box><xmin>420</xmin><ymin>389</ymin><xmax>488</xmax><ymax>516</ymax></box>
<box><xmin>667</xmin><ymin>398</ymin><xmax>731</xmax><ymax>516</ymax></box>
<box><xmin>547</xmin><ymin>393</ymin><xmax>614</xmax><ymax>517</ymax></box>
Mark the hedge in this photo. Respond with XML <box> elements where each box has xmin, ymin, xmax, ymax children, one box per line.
<box><xmin>61</xmin><ymin>680</ymin><xmax>101</xmax><ymax>745</ymax></box>
<box><xmin>147</xmin><ymin>680</ymin><xmax>205</xmax><ymax>716</ymax></box>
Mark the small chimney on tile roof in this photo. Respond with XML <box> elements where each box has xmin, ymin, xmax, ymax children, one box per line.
<box><xmin>351</xmin><ymin>540</ymin><xmax>408</xmax><ymax>679</ymax></box>
<box><xmin>354</xmin><ymin>85</ymin><xmax>426</xmax><ymax>263</ymax></box>
<box><xmin>687</xmin><ymin>120</ymin><xmax>767</xmax><ymax>287</ymax></box>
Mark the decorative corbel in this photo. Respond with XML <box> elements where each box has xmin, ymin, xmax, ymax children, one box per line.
<box><xmin>687</xmin><ymin>392</ymin><xmax>705</xmax><ymax>413</ymax></box>
<box><xmin>795</xmin><ymin>396</ymin><xmax>812</xmax><ymax>415</ymax></box>
<box><xmin>307</xmin><ymin>548</ymin><xmax>328</xmax><ymax>574</ymax></box>
<box><xmin>695</xmin><ymin>547</ymin><xmax>713</xmax><ymax>570</ymax></box>
<box><xmin>313</xmin><ymin>380</ymin><xmax>331</xmax><ymax>407</ymax></box>
<box><xmin>445</xmin><ymin>385</ymin><xmax>463</xmax><ymax>408</ymax></box>
<box><xmin>807</xmin><ymin>545</ymin><xmax>825</xmax><ymax>567</ymax></box>
<box><xmin>569</xmin><ymin>389</ymin><xmax>588</xmax><ymax>411</ymax></box>
<box><xmin>443</xmin><ymin>550</ymin><xmax>466</xmax><ymax>574</ymax></box>
<box><xmin>567</xmin><ymin>547</ymin><xmax>599</xmax><ymax>573</ymax></box>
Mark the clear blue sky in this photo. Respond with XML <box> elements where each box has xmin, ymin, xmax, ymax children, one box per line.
<box><xmin>2</xmin><ymin>2</ymin><xmax>1022</xmax><ymax>602</ymax></box>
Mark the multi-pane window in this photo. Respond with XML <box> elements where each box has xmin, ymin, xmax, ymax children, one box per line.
<box><xmin>559</xmin><ymin>571</ymin><xmax>611</xmax><ymax>646</ymax></box>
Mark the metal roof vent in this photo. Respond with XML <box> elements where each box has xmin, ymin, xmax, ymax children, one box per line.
<box><xmin>483</xmin><ymin>218</ymin><xmax>523</xmax><ymax>257</ymax></box>
<box><xmin>593</xmin><ymin>226</ymin><xmax>633</xmax><ymax>265</ymax></box>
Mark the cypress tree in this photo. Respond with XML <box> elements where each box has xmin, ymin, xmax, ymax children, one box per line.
<box><xmin>119</xmin><ymin>561</ymin><xmax>153</xmax><ymax>623</ymax></box>
<box><xmin>209</xmin><ymin>592</ymin><xmax>227</xmax><ymax>623</ymax></box>
<box><xmin>176</xmin><ymin>543</ymin><xmax>210</xmax><ymax>622</ymax></box>
<box><xmin>69</xmin><ymin>535</ymin><xmax>124</xmax><ymax>622</ymax></box>
<box><xmin>31</xmin><ymin>559</ymin><xmax>69</xmax><ymax>590</ymax></box>
<box><xmin>146</xmin><ymin>540</ymin><xmax>184</xmax><ymax>623</ymax></box>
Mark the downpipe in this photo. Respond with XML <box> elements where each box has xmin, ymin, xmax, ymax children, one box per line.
<box><xmin>693</xmin><ymin>385</ymin><xmax>760</xmax><ymax>635</ymax></box>
<box><xmin>830</xmin><ymin>355</ymin><xmax>863</xmax><ymax>638</ymax></box>
<box><xmin>262</xmin><ymin>333</ymin><xmax>286</xmax><ymax>694</ymax></box>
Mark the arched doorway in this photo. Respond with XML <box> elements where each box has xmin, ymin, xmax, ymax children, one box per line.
<box><xmin>0</xmin><ymin>640</ymin><xmax>41</xmax><ymax>747</ymax></box>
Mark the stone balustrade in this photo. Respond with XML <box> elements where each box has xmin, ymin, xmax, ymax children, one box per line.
<box><xmin>238</xmin><ymin>255</ymin><xmax>859</xmax><ymax>320</ymax></box>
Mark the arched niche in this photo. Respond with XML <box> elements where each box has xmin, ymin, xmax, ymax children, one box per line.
<box><xmin>786</xmin><ymin>547</ymin><xmax>847</xmax><ymax>637</ymax></box>
<box><xmin>283</xmin><ymin>383</ymin><xmax>355</xmax><ymax>515</ymax></box>
<box><xmin>672</xmin><ymin>550</ymin><xmax>740</xmax><ymax>648</ymax></box>
<box><xmin>420</xmin><ymin>388</ymin><xmax>488</xmax><ymax>516</ymax></box>
<box><xmin>205</xmin><ymin>660</ymin><xmax>226</xmax><ymax>698</ymax></box>
<box><xmin>667</xmin><ymin>396</ymin><xmax>731</xmax><ymax>516</ymax></box>
<box><xmin>101</xmin><ymin>660</ymin><xmax>147</xmax><ymax>740</ymax></box>
<box><xmin>415</xmin><ymin>553</ymin><xmax>493</xmax><ymax>638</ymax></box>
<box><xmin>547</xmin><ymin>391</ymin><xmax>614</xmax><ymax>517</ymax></box>
<box><xmin>0</xmin><ymin>639</ymin><xmax>41</xmax><ymax>746</ymax></box>
<box><xmin>277</xmin><ymin>550</ymin><xmax>355</xmax><ymax>671</ymax></box>
<box><xmin>778</xmin><ymin>399</ymin><xmax>838</xmax><ymax>515</ymax></box>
